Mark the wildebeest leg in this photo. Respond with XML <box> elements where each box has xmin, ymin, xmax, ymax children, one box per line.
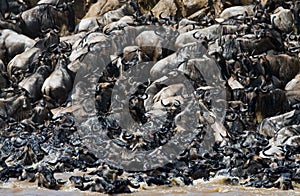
<box><xmin>0</xmin><ymin>0</ymin><xmax>8</xmax><ymax>19</ymax></box>
<box><xmin>66</xmin><ymin>3</ymin><xmax>75</xmax><ymax>32</ymax></box>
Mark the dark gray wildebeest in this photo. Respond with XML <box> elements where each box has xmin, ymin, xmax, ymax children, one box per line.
<box><xmin>15</xmin><ymin>2</ymin><xmax>75</xmax><ymax>38</ymax></box>
<box><xmin>42</xmin><ymin>55</ymin><xmax>74</xmax><ymax>105</ymax></box>
<box><xmin>7</xmin><ymin>28</ymin><xmax>60</xmax><ymax>82</ymax></box>
<box><xmin>0</xmin><ymin>29</ymin><xmax>35</xmax><ymax>64</ymax></box>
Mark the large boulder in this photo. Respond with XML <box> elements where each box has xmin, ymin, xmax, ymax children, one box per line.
<box><xmin>151</xmin><ymin>0</ymin><xmax>209</xmax><ymax>18</ymax></box>
<box><xmin>151</xmin><ymin>0</ymin><xmax>178</xmax><ymax>18</ymax></box>
<box><xmin>84</xmin><ymin>0</ymin><xmax>120</xmax><ymax>18</ymax></box>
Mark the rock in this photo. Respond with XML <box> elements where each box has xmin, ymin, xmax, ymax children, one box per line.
<box><xmin>175</xmin><ymin>24</ymin><xmax>222</xmax><ymax>48</ymax></box>
<box><xmin>151</xmin><ymin>0</ymin><xmax>208</xmax><ymax>18</ymax></box>
<box><xmin>285</xmin><ymin>74</ymin><xmax>300</xmax><ymax>105</ymax></box>
<box><xmin>219</xmin><ymin>5</ymin><xmax>255</xmax><ymax>20</ymax></box>
<box><xmin>84</xmin><ymin>0</ymin><xmax>120</xmax><ymax>18</ymax></box>
<box><xmin>151</xmin><ymin>0</ymin><xmax>178</xmax><ymax>18</ymax></box>
<box><xmin>182</xmin><ymin>0</ymin><xmax>209</xmax><ymax>17</ymax></box>
<box><xmin>271</xmin><ymin>7</ymin><xmax>294</xmax><ymax>33</ymax></box>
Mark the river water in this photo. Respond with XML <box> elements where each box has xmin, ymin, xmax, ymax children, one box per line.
<box><xmin>1</xmin><ymin>176</ymin><xmax>299</xmax><ymax>196</ymax></box>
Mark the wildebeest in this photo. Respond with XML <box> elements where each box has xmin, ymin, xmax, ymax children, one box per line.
<box><xmin>0</xmin><ymin>29</ymin><xmax>35</xmax><ymax>64</ymax></box>
<box><xmin>19</xmin><ymin>65</ymin><xmax>51</xmax><ymax>101</ymax></box>
<box><xmin>42</xmin><ymin>55</ymin><xmax>73</xmax><ymax>105</ymax></box>
<box><xmin>260</xmin><ymin>54</ymin><xmax>300</xmax><ymax>86</ymax></box>
<box><xmin>6</xmin><ymin>29</ymin><xmax>60</xmax><ymax>82</ymax></box>
<box><xmin>0</xmin><ymin>92</ymin><xmax>30</xmax><ymax>122</ymax></box>
<box><xmin>16</xmin><ymin>2</ymin><xmax>75</xmax><ymax>38</ymax></box>
<box><xmin>135</xmin><ymin>27</ymin><xmax>178</xmax><ymax>62</ymax></box>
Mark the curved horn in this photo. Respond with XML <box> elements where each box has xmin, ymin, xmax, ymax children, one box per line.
<box><xmin>173</xmin><ymin>99</ymin><xmax>181</xmax><ymax>107</ymax></box>
<box><xmin>225</xmin><ymin>113</ymin><xmax>238</xmax><ymax>122</ymax></box>
<box><xmin>53</xmin><ymin>25</ymin><xmax>61</xmax><ymax>33</ymax></box>
<box><xmin>161</xmin><ymin>99</ymin><xmax>171</xmax><ymax>107</ymax></box>
<box><xmin>122</xmin><ymin>132</ymin><xmax>134</xmax><ymax>141</ymax></box>
<box><xmin>139</xmin><ymin>93</ymin><xmax>148</xmax><ymax>100</ymax></box>
<box><xmin>159</xmin><ymin>12</ymin><xmax>169</xmax><ymax>21</ymax></box>
<box><xmin>193</xmin><ymin>31</ymin><xmax>200</xmax><ymax>39</ymax></box>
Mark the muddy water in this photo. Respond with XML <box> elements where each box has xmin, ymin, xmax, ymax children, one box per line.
<box><xmin>1</xmin><ymin>177</ymin><xmax>299</xmax><ymax>196</ymax></box>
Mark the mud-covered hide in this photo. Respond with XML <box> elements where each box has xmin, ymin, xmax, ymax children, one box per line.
<box><xmin>69</xmin><ymin>32</ymin><xmax>117</xmax><ymax>70</ymax></box>
<box><xmin>259</xmin><ymin>110</ymin><xmax>298</xmax><ymax>138</ymax></box>
<box><xmin>0</xmin><ymin>93</ymin><xmax>31</xmax><ymax>121</ymax></box>
<box><xmin>37</xmin><ymin>0</ymin><xmax>87</xmax><ymax>19</ymax></box>
<box><xmin>103</xmin><ymin>16</ymin><xmax>134</xmax><ymax>34</ymax></box>
<box><xmin>0</xmin><ymin>29</ymin><xmax>35</xmax><ymax>64</ymax></box>
<box><xmin>237</xmin><ymin>30</ymin><xmax>283</xmax><ymax>55</ymax></box>
<box><xmin>19</xmin><ymin>65</ymin><xmax>51</xmax><ymax>102</ymax></box>
<box><xmin>18</xmin><ymin>3</ymin><xmax>75</xmax><ymax>38</ymax></box>
<box><xmin>217</xmin><ymin>4</ymin><xmax>255</xmax><ymax>22</ymax></box>
<box><xmin>6</xmin><ymin>47</ymin><xmax>41</xmax><ymax>82</ymax></box>
<box><xmin>7</xmin><ymin>30</ymin><xmax>60</xmax><ymax>82</ymax></box>
<box><xmin>261</xmin><ymin>54</ymin><xmax>300</xmax><ymax>86</ymax></box>
<box><xmin>42</xmin><ymin>56</ymin><xmax>73</xmax><ymax>105</ymax></box>
<box><xmin>150</xmin><ymin>42</ymin><xmax>208</xmax><ymax>79</ymax></box>
<box><xmin>74</xmin><ymin>16</ymin><xmax>99</xmax><ymax>33</ymax></box>
<box><xmin>60</xmin><ymin>31</ymin><xmax>86</xmax><ymax>47</ymax></box>
<box><xmin>259</xmin><ymin>110</ymin><xmax>300</xmax><ymax>158</ymax></box>
<box><xmin>175</xmin><ymin>25</ymin><xmax>221</xmax><ymax>49</ymax></box>
<box><xmin>151</xmin><ymin>0</ymin><xmax>209</xmax><ymax>18</ymax></box>
<box><xmin>71</xmin><ymin>26</ymin><xmax>146</xmax><ymax>72</ymax></box>
<box><xmin>135</xmin><ymin>27</ymin><xmax>178</xmax><ymax>62</ymax></box>
<box><xmin>255</xmin><ymin>89</ymin><xmax>290</xmax><ymax>121</ymax></box>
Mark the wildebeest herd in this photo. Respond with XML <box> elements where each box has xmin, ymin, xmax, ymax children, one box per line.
<box><xmin>0</xmin><ymin>0</ymin><xmax>300</xmax><ymax>194</ymax></box>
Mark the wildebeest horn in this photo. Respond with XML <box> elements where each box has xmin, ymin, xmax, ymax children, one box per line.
<box><xmin>41</xmin><ymin>27</ymin><xmax>51</xmax><ymax>34</ymax></box>
<box><xmin>173</xmin><ymin>99</ymin><xmax>181</xmax><ymax>107</ymax></box>
<box><xmin>159</xmin><ymin>12</ymin><xmax>169</xmax><ymax>21</ymax></box>
<box><xmin>138</xmin><ymin>93</ymin><xmax>148</xmax><ymax>100</ymax></box>
<box><xmin>161</xmin><ymin>99</ymin><xmax>171</xmax><ymax>107</ymax></box>
<box><xmin>122</xmin><ymin>132</ymin><xmax>134</xmax><ymax>141</ymax></box>
<box><xmin>193</xmin><ymin>31</ymin><xmax>200</xmax><ymax>39</ymax></box>
<box><xmin>53</xmin><ymin>25</ymin><xmax>60</xmax><ymax>33</ymax></box>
